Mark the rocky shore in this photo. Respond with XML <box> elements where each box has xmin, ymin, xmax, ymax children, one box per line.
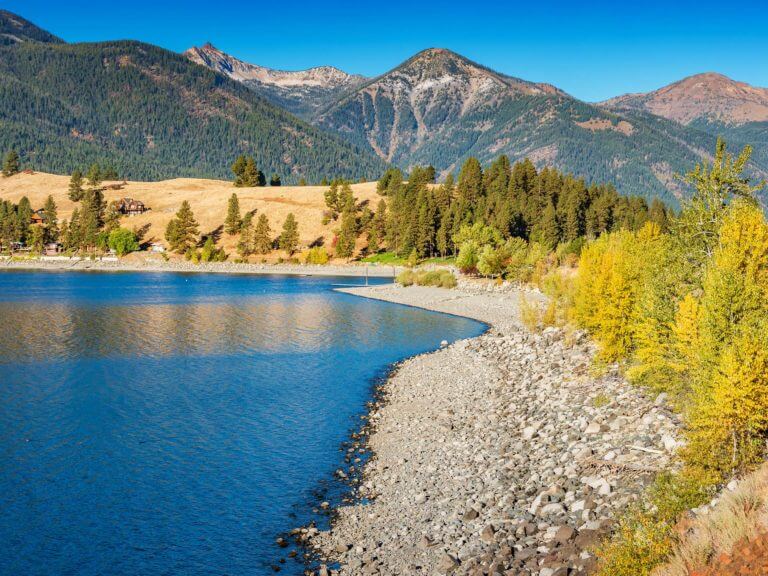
<box><xmin>304</xmin><ymin>283</ymin><xmax>680</xmax><ymax>576</ymax></box>
<box><xmin>0</xmin><ymin>256</ymin><xmax>401</xmax><ymax>278</ymax></box>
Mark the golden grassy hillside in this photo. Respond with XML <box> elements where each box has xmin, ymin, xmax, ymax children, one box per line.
<box><xmin>0</xmin><ymin>172</ymin><xmax>381</xmax><ymax>256</ymax></box>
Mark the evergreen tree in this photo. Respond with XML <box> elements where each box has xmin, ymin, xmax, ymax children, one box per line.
<box><xmin>232</xmin><ymin>155</ymin><xmax>247</xmax><ymax>187</ymax></box>
<box><xmin>237</xmin><ymin>212</ymin><xmax>255</xmax><ymax>257</ymax></box>
<box><xmin>59</xmin><ymin>220</ymin><xmax>70</xmax><ymax>250</ymax></box>
<box><xmin>2</xmin><ymin>150</ymin><xmax>20</xmax><ymax>177</ymax></box>
<box><xmin>270</xmin><ymin>174</ymin><xmax>281</xmax><ymax>187</ymax></box>
<box><xmin>368</xmin><ymin>199</ymin><xmax>387</xmax><ymax>254</ymax></box>
<box><xmin>279</xmin><ymin>213</ymin><xmax>299</xmax><ymax>255</ymax></box>
<box><xmin>28</xmin><ymin>223</ymin><xmax>45</xmax><ymax>253</ymax></box>
<box><xmin>78</xmin><ymin>189</ymin><xmax>103</xmax><ymax>249</ymax></box>
<box><xmin>16</xmin><ymin>196</ymin><xmax>32</xmax><ymax>243</ymax></box>
<box><xmin>454</xmin><ymin>157</ymin><xmax>483</xmax><ymax>224</ymax></box>
<box><xmin>67</xmin><ymin>208</ymin><xmax>82</xmax><ymax>250</ymax></box>
<box><xmin>86</xmin><ymin>163</ymin><xmax>102</xmax><ymax>188</ymax></box>
<box><xmin>324</xmin><ymin>180</ymin><xmax>341</xmax><ymax>220</ymax></box>
<box><xmin>377</xmin><ymin>168</ymin><xmax>403</xmax><ymax>195</ymax></box>
<box><xmin>535</xmin><ymin>200</ymin><xmax>561</xmax><ymax>249</ymax></box>
<box><xmin>68</xmin><ymin>170</ymin><xmax>84</xmax><ymax>202</ymax></box>
<box><xmin>649</xmin><ymin>198</ymin><xmax>670</xmax><ymax>233</ymax></box>
<box><xmin>415</xmin><ymin>188</ymin><xmax>436</xmax><ymax>257</ymax></box>
<box><xmin>42</xmin><ymin>195</ymin><xmax>59</xmax><ymax>243</ymax></box>
<box><xmin>253</xmin><ymin>213</ymin><xmax>272</xmax><ymax>254</ymax></box>
<box><xmin>103</xmin><ymin>201</ymin><xmax>121</xmax><ymax>232</ymax></box>
<box><xmin>336</xmin><ymin>205</ymin><xmax>358</xmax><ymax>259</ymax></box>
<box><xmin>165</xmin><ymin>200</ymin><xmax>199</xmax><ymax>253</ymax></box>
<box><xmin>225</xmin><ymin>193</ymin><xmax>241</xmax><ymax>235</ymax></box>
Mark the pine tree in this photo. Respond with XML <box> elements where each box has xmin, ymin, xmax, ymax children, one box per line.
<box><xmin>415</xmin><ymin>188</ymin><xmax>436</xmax><ymax>258</ymax></box>
<box><xmin>43</xmin><ymin>195</ymin><xmax>58</xmax><ymax>243</ymax></box>
<box><xmin>67</xmin><ymin>208</ymin><xmax>82</xmax><ymax>250</ymax></box>
<box><xmin>2</xmin><ymin>150</ymin><xmax>20</xmax><ymax>177</ymax></box>
<box><xmin>253</xmin><ymin>213</ymin><xmax>272</xmax><ymax>254</ymax></box>
<box><xmin>238</xmin><ymin>157</ymin><xmax>265</xmax><ymax>187</ymax></box>
<box><xmin>237</xmin><ymin>212</ymin><xmax>254</xmax><ymax>257</ymax></box>
<box><xmin>336</xmin><ymin>205</ymin><xmax>358</xmax><ymax>259</ymax></box>
<box><xmin>165</xmin><ymin>200</ymin><xmax>199</xmax><ymax>253</ymax></box>
<box><xmin>78</xmin><ymin>189</ymin><xmax>103</xmax><ymax>250</ymax></box>
<box><xmin>103</xmin><ymin>201</ymin><xmax>121</xmax><ymax>232</ymax></box>
<box><xmin>536</xmin><ymin>201</ymin><xmax>561</xmax><ymax>249</ymax></box>
<box><xmin>270</xmin><ymin>174</ymin><xmax>281</xmax><ymax>187</ymax></box>
<box><xmin>455</xmin><ymin>157</ymin><xmax>483</xmax><ymax>224</ymax></box>
<box><xmin>68</xmin><ymin>170</ymin><xmax>84</xmax><ymax>201</ymax></box>
<box><xmin>324</xmin><ymin>181</ymin><xmax>341</xmax><ymax>220</ymax></box>
<box><xmin>279</xmin><ymin>213</ymin><xmax>299</xmax><ymax>255</ymax></box>
<box><xmin>86</xmin><ymin>163</ymin><xmax>102</xmax><ymax>188</ymax></box>
<box><xmin>28</xmin><ymin>223</ymin><xmax>45</xmax><ymax>253</ymax></box>
<box><xmin>59</xmin><ymin>220</ymin><xmax>70</xmax><ymax>250</ymax></box>
<box><xmin>232</xmin><ymin>155</ymin><xmax>247</xmax><ymax>186</ymax></box>
<box><xmin>225</xmin><ymin>193</ymin><xmax>241</xmax><ymax>235</ymax></box>
<box><xmin>368</xmin><ymin>199</ymin><xmax>387</xmax><ymax>253</ymax></box>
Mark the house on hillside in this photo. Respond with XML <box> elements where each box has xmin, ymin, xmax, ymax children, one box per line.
<box><xmin>117</xmin><ymin>198</ymin><xmax>148</xmax><ymax>216</ymax></box>
<box><xmin>29</xmin><ymin>210</ymin><xmax>44</xmax><ymax>225</ymax></box>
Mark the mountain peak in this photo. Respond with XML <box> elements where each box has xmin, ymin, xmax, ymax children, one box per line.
<box><xmin>185</xmin><ymin>43</ymin><xmax>367</xmax><ymax>119</ymax></box>
<box><xmin>0</xmin><ymin>10</ymin><xmax>65</xmax><ymax>45</ymax></box>
<box><xmin>601</xmin><ymin>72</ymin><xmax>768</xmax><ymax>125</ymax></box>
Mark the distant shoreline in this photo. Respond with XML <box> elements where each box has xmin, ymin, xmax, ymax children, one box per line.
<box><xmin>0</xmin><ymin>257</ymin><xmax>402</xmax><ymax>279</ymax></box>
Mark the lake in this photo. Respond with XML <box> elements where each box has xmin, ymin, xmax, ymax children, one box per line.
<box><xmin>0</xmin><ymin>270</ymin><xmax>485</xmax><ymax>576</ymax></box>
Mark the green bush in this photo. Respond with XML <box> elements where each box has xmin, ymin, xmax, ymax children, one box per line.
<box><xmin>107</xmin><ymin>228</ymin><xmax>139</xmax><ymax>256</ymax></box>
<box><xmin>305</xmin><ymin>247</ymin><xmax>330</xmax><ymax>265</ymax></box>
<box><xmin>396</xmin><ymin>269</ymin><xmax>457</xmax><ymax>289</ymax></box>
<box><xmin>396</xmin><ymin>270</ymin><xmax>415</xmax><ymax>286</ymax></box>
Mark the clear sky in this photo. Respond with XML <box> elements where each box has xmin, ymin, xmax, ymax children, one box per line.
<box><xmin>5</xmin><ymin>0</ymin><xmax>767</xmax><ymax>102</ymax></box>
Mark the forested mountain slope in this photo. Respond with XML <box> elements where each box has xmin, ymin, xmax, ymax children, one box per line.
<box><xmin>0</xmin><ymin>10</ymin><xmax>63</xmax><ymax>45</ymax></box>
<box><xmin>0</xmin><ymin>14</ymin><xmax>384</xmax><ymax>183</ymax></box>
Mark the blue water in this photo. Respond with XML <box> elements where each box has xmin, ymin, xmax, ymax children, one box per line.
<box><xmin>0</xmin><ymin>271</ymin><xmax>484</xmax><ymax>576</ymax></box>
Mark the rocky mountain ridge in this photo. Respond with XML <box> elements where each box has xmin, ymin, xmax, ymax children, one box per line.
<box><xmin>185</xmin><ymin>43</ymin><xmax>367</xmax><ymax>118</ymax></box>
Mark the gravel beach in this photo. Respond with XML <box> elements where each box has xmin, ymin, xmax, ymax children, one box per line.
<box><xmin>304</xmin><ymin>283</ymin><xmax>680</xmax><ymax>576</ymax></box>
<box><xmin>0</xmin><ymin>257</ymin><xmax>401</xmax><ymax>278</ymax></box>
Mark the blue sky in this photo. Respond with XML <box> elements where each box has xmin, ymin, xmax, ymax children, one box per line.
<box><xmin>5</xmin><ymin>0</ymin><xmax>767</xmax><ymax>101</ymax></box>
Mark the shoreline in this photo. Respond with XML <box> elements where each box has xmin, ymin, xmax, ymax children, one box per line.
<box><xmin>305</xmin><ymin>283</ymin><xmax>681</xmax><ymax>576</ymax></box>
<box><xmin>0</xmin><ymin>257</ymin><xmax>402</xmax><ymax>279</ymax></box>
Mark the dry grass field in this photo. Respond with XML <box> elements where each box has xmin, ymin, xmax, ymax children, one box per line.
<box><xmin>0</xmin><ymin>172</ymin><xmax>382</xmax><ymax>258</ymax></box>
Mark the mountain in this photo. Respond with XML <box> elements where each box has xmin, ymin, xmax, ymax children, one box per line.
<box><xmin>601</xmin><ymin>72</ymin><xmax>768</xmax><ymax>168</ymax></box>
<box><xmin>601</xmin><ymin>73</ymin><xmax>768</xmax><ymax>126</ymax></box>
<box><xmin>185</xmin><ymin>43</ymin><xmax>366</xmax><ymax>119</ymax></box>
<box><xmin>0</xmin><ymin>10</ymin><xmax>64</xmax><ymax>45</ymax></box>
<box><xmin>314</xmin><ymin>48</ymin><xmax>739</xmax><ymax>205</ymax></box>
<box><xmin>0</xmin><ymin>14</ymin><xmax>384</xmax><ymax>183</ymax></box>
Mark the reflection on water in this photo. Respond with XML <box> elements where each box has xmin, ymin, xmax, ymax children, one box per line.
<box><xmin>0</xmin><ymin>271</ymin><xmax>485</xmax><ymax>576</ymax></box>
<box><xmin>0</xmin><ymin>296</ymin><xmax>459</xmax><ymax>361</ymax></box>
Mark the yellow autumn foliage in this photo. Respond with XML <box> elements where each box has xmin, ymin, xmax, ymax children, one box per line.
<box><xmin>580</xmin><ymin>140</ymin><xmax>768</xmax><ymax>574</ymax></box>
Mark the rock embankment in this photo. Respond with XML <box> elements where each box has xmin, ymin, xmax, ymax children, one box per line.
<box><xmin>307</xmin><ymin>284</ymin><xmax>680</xmax><ymax>575</ymax></box>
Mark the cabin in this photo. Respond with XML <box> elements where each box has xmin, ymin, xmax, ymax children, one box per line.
<box><xmin>43</xmin><ymin>242</ymin><xmax>63</xmax><ymax>256</ymax></box>
<box><xmin>117</xmin><ymin>198</ymin><xmax>148</xmax><ymax>216</ymax></box>
<box><xmin>29</xmin><ymin>210</ymin><xmax>44</xmax><ymax>225</ymax></box>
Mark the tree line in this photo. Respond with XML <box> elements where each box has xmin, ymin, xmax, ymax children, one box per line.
<box><xmin>312</xmin><ymin>155</ymin><xmax>672</xmax><ymax>266</ymax></box>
